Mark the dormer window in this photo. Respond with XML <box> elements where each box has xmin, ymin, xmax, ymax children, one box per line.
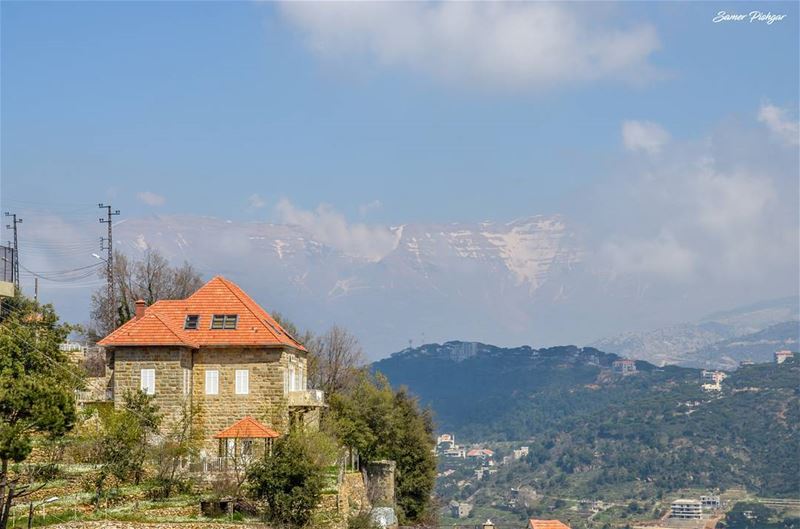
<box><xmin>211</xmin><ymin>314</ymin><xmax>238</xmax><ymax>330</ymax></box>
<box><xmin>184</xmin><ymin>315</ymin><xmax>200</xmax><ymax>330</ymax></box>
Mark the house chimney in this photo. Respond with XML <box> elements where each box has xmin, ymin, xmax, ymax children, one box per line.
<box><xmin>135</xmin><ymin>300</ymin><xmax>146</xmax><ymax>320</ymax></box>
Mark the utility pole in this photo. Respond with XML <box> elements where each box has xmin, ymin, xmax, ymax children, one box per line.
<box><xmin>99</xmin><ymin>203</ymin><xmax>120</xmax><ymax>330</ymax></box>
<box><xmin>4</xmin><ymin>212</ymin><xmax>22</xmax><ymax>290</ymax></box>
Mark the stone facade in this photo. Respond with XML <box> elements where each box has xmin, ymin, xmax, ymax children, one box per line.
<box><xmin>192</xmin><ymin>347</ymin><xmax>288</xmax><ymax>454</ymax></box>
<box><xmin>112</xmin><ymin>347</ymin><xmax>193</xmax><ymax>425</ymax></box>
<box><xmin>112</xmin><ymin>345</ymin><xmax>315</xmax><ymax>454</ymax></box>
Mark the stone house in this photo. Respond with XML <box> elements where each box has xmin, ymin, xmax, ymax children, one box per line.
<box><xmin>98</xmin><ymin>276</ymin><xmax>324</xmax><ymax>456</ymax></box>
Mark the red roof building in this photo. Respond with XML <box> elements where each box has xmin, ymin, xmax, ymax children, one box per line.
<box><xmin>528</xmin><ymin>520</ymin><xmax>572</xmax><ymax>529</ymax></box>
<box><xmin>98</xmin><ymin>276</ymin><xmax>322</xmax><ymax>457</ymax></box>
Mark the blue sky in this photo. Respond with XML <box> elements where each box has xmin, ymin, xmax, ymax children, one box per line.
<box><xmin>2</xmin><ymin>1</ymin><xmax>797</xmax><ymax>225</ymax></box>
<box><xmin>1</xmin><ymin>1</ymin><xmax>798</xmax><ymax>343</ymax></box>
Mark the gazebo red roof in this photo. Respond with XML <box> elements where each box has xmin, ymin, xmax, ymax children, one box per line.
<box><xmin>213</xmin><ymin>417</ymin><xmax>280</xmax><ymax>439</ymax></box>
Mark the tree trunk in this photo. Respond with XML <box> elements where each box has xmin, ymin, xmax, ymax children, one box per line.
<box><xmin>0</xmin><ymin>458</ymin><xmax>7</xmax><ymax>527</ymax></box>
<box><xmin>0</xmin><ymin>482</ymin><xmax>16</xmax><ymax>529</ymax></box>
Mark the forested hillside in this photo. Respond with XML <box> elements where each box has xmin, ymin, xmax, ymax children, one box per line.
<box><xmin>374</xmin><ymin>342</ymin><xmax>800</xmax><ymax>496</ymax></box>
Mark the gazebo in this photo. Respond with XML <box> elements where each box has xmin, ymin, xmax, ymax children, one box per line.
<box><xmin>213</xmin><ymin>416</ymin><xmax>280</xmax><ymax>459</ymax></box>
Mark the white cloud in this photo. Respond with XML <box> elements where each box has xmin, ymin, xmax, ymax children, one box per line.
<box><xmin>622</xmin><ymin>120</ymin><xmax>670</xmax><ymax>154</ymax></box>
<box><xmin>248</xmin><ymin>194</ymin><xmax>266</xmax><ymax>209</ymax></box>
<box><xmin>758</xmin><ymin>102</ymin><xmax>799</xmax><ymax>146</ymax></box>
<box><xmin>274</xmin><ymin>199</ymin><xmax>398</xmax><ymax>261</ymax></box>
<box><xmin>596</xmin><ymin>107</ymin><xmax>797</xmax><ymax>285</ymax></box>
<box><xmin>358</xmin><ymin>199</ymin><xmax>382</xmax><ymax>217</ymax></box>
<box><xmin>137</xmin><ymin>191</ymin><xmax>166</xmax><ymax>206</ymax></box>
<box><xmin>278</xmin><ymin>2</ymin><xmax>660</xmax><ymax>89</ymax></box>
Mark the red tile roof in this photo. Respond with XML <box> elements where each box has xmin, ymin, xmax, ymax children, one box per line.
<box><xmin>213</xmin><ymin>416</ymin><xmax>280</xmax><ymax>439</ymax></box>
<box><xmin>466</xmin><ymin>449</ymin><xmax>494</xmax><ymax>457</ymax></box>
<box><xmin>98</xmin><ymin>276</ymin><xmax>306</xmax><ymax>351</ymax></box>
<box><xmin>528</xmin><ymin>520</ymin><xmax>572</xmax><ymax>529</ymax></box>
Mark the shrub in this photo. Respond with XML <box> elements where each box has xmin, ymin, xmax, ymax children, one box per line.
<box><xmin>247</xmin><ymin>433</ymin><xmax>326</xmax><ymax>528</ymax></box>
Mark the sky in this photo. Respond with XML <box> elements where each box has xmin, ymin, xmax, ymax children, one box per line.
<box><xmin>1</xmin><ymin>1</ymin><xmax>798</xmax><ymax>346</ymax></box>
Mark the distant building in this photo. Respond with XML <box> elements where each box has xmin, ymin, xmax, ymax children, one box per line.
<box><xmin>701</xmin><ymin>495</ymin><xmax>721</xmax><ymax>510</ymax></box>
<box><xmin>701</xmin><ymin>370</ymin><xmax>727</xmax><ymax>383</ymax></box>
<box><xmin>60</xmin><ymin>341</ymin><xmax>89</xmax><ymax>364</ymax></box>
<box><xmin>740</xmin><ymin>360</ymin><xmax>755</xmax><ymax>367</ymax></box>
<box><xmin>671</xmin><ymin>499</ymin><xmax>703</xmax><ymax>519</ymax></box>
<box><xmin>466</xmin><ymin>448</ymin><xmax>494</xmax><ymax>459</ymax></box>
<box><xmin>443</xmin><ymin>446</ymin><xmax>466</xmax><ymax>458</ymax></box>
<box><xmin>437</xmin><ymin>433</ymin><xmax>456</xmax><ymax>450</ymax></box>
<box><xmin>701</xmin><ymin>370</ymin><xmax>726</xmax><ymax>392</ymax></box>
<box><xmin>513</xmin><ymin>446</ymin><xmax>530</xmax><ymax>460</ymax></box>
<box><xmin>449</xmin><ymin>501</ymin><xmax>473</xmax><ymax>519</ymax></box>
<box><xmin>775</xmin><ymin>350</ymin><xmax>794</xmax><ymax>364</ymax></box>
<box><xmin>612</xmin><ymin>359</ymin><xmax>637</xmax><ymax>375</ymax></box>
<box><xmin>528</xmin><ymin>519</ymin><xmax>572</xmax><ymax>529</ymax></box>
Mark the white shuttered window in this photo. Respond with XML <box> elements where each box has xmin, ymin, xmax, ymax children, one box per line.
<box><xmin>205</xmin><ymin>370</ymin><xmax>219</xmax><ymax>395</ymax></box>
<box><xmin>235</xmin><ymin>369</ymin><xmax>249</xmax><ymax>395</ymax></box>
<box><xmin>140</xmin><ymin>369</ymin><xmax>155</xmax><ymax>395</ymax></box>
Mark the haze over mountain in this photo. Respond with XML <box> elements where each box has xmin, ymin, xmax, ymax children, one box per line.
<box><xmin>593</xmin><ymin>297</ymin><xmax>799</xmax><ymax>369</ymax></box>
<box><xmin>23</xmin><ymin>211</ymin><xmax>795</xmax><ymax>359</ymax></box>
<box><xmin>107</xmin><ymin>213</ymin><xmax>584</xmax><ymax>355</ymax></box>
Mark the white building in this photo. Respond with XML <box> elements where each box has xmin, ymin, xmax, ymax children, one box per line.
<box><xmin>513</xmin><ymin>446</ymin><xmax>530</xmax><ymax>460</ymax></box>
<box><xmin>701</xmin><ymin>370</ymin><xmax>727</xmax><ymax>383</ymax></box>
<box><xmin>437</xmin><ymin>433</ymin><xmax>456</xmax><ymax>450</ymax></box>
<box><xmin>612</xmin><ymin>359</ymin><xmax>637</xmax><ymax>375</ymax></box>
<box><xmin>671</xmin><ymin>500</ymin><xmax>703</xmax><ymax>519</ymax></box>
<box><xmin>701</xmin><ymin>496</ymin><xmax>721</xmax><ymax>510</ymax></box>
<box><xmin>775</xmin><ymin>350</ymin><xmax>794</xmax><ymax>364</ymax></box>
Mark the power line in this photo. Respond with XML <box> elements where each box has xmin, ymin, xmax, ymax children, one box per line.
<box><xmin>19</xmin><ymin>263</ymin><xmax>102</xmax><ymax>283</ymax></box>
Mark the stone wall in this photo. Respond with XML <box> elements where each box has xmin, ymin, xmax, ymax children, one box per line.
<box><xmin>112</xmin><ymin>347</ymin><xmax>192</xmax><ymax>426</ymax></box>
<box><xmin>339</xmin><ymin>471</ymin><xmax>370</xmax><ymax>515</ymax></box>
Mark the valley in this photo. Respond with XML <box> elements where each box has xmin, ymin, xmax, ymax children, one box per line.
<box><xmin>374</xmin><ymin>343</ymin><xmax>800</xmax><ymax>527</ymax></box>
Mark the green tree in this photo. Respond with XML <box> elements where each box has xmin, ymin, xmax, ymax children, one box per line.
<box><xmin>327</xmin><ymin>372</ymin><xmax>436</xmax><ymax>524</ymax></box>
<box><xmin>0</xmin><ymin>296</ymin><xmax>78</xmax><ymax>529</ymax></box>
<box><xmin>92</xmin><ymin>390</ymin><xmax>160</xmax><ymax>504</ymax></box>
<box><xmin>150</xmin><ymin>400</ymin><xmax>200</xmax><ymax>499</ymax></box>
<box><xmin>247</xmin><ymin>432</ymin><xmax>326</xmax><ymax>528</ymax></box>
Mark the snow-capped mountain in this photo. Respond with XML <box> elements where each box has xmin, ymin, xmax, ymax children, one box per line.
<box><xmin>112</xmin><ymin>214</ymin><xmax>583</xmax><ymax>356</ymax></box>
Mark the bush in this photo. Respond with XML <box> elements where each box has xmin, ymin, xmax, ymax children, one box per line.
<box><xmin>247</xmin><ymin>433</ymin><xmax>326</xmax><ymax>528</ymax></box>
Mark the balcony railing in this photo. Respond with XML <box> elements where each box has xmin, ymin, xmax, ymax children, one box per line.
<box><xmin>287</xmin><ymin>389</ymin><xmax>326</xmax><ymax>407</ymax></box>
